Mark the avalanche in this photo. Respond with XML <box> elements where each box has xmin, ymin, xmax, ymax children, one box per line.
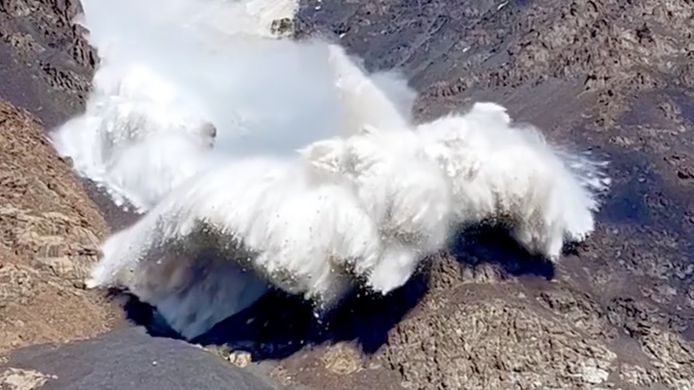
<box><xmin>52</xmin><ymin>0</ymin><xmax>610</xmax><ymax>339</ymax></box>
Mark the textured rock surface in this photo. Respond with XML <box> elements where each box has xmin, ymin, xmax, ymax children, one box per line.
<box><xmin>0</xmin><ymin>0</ymin><xmax>122</xmax><ymax>357</ymax></box>
<box><xmin>0</xmin><ymin>327</ymin><xmax>278</xmax><ymax>390</ymax></box>
<box><xmin>0</xmin><ymin>100</ymin><xmax>119</xmax><ymax>354</ymax></box>
<box><xmin>0</xmin><ymin>0</ymin><xmax>95</xmax><ymax>128</ymax></box>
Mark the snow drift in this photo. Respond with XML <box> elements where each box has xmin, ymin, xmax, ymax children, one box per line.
<box><xmin>52</xmin><ymin>0</ymin><xmax>609</xmax><ymax>339</ymax></box>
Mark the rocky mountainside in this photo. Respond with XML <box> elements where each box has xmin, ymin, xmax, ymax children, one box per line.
<box><xmin>1</xmin><ymin>0</ymin><xmax>693</xmax><ymax>389</ymax></box>
<box><xmin>0</xmin><ymin>100</ymin><xmax>120</xmax><ymax>354</ymax></box>
<box><xmin>0</xmin><ymin>0</ymin><xmax>120</xmax><ymax>357</ymax></box>
<box><xmin>0</xmin><ymin>0</ymin><xmax>95</xmax><ymax>128</ymax></box>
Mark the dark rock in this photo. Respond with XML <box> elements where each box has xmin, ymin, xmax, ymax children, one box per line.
<box><xmin>0</xmin><ymin>327</ymin><xmax>280</xmax><ymax>390</ymax></box>
<box><xmin>0</xmin><ymin>100</ymin><xmax>118</xmax><ymax>353</ymax></box>
<box><xmin>0</xmin><ymin>0</ymin><xmax>95</xmax><ymax>128</ymax></box>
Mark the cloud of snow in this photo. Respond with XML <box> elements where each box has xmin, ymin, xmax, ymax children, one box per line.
<box><xmin>52</xmin><ymin>0</ymin><xmax>609</xmax><ymax>339</ymax></box>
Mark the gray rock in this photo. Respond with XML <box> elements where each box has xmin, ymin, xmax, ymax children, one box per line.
<box><xmin>1</xmin><ymin>328</ymin><xmax>280</xmax><ymax>390</ymax></box>
<box><xmin>0</xmin><ymin>0</ymin><xmax>95</xmax><ymax>128</ymax></box>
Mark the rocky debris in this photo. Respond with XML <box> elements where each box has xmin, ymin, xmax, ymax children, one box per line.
<box><xmin>607</xmin><ymin>297</ymin><xmax>694</xmax><ymax>389</ymax></box>
<box><xmin>0</xmin><ymin>367</ymin><xmax>57</xmax><ymax>390</ymax></box>
<box><xmin>0</xmin><ymin>100</ymin><xmax>119</xmax><ymax>354</ymax></box>
<box><xmin>270</xmin><ymin>266</ymin><xmax>694</xmax><ymax>390</ymax></box>
<box><xmin>320</xmin><ymin>342</ymin><xmax>362</xmax><ymax>376</ymax></box>
<box><xmin>271</xmin><ymin>17</ymin><xmax>296</xmax><ymax>38</ymax></box>
<box><xmin>228</xmin><ymin>351</ymin><xmax>253</xmax><ymax>368</ymax></box>
<box><xmin>374</xmin><ymin>276</ymin><xmax>694</xmax><ymax>390</ymax></box>
<box><xmin>0</xmin><ymin>327</ymin><xmax>279</xmax><ymax>390</ymax></box>
<box><xmin>535</xmin><ymin>287</ymin><xmax>614</xmax><ymax>339</ymax></box>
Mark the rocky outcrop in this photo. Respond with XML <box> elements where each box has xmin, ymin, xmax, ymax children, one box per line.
<box><xmin>0</xmin><ymin>0</ymin><xmax>95</xmax><ymax>127</ymax></box>
<box><xmin>266</xmin><ymin>256</ymin><xmax>693</xmax><ymax>390</ymax></box>
<box><xmin>0</xmin><ymin>100</ymin><xmax>118</xmax><ymax>354</ymax></box>
<box><xmin>0</xmin><ymin>327</ymin><xmax>279</xmax><ymax>390</ymax></box>
<box><xmin>379</xmin><ymin>270</ymin><xmax>694</xmax><ymax>389</ymax></box>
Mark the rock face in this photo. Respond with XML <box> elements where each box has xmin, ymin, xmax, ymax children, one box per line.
<box><xmin>0</xmin><ymin>0</ymin><xmax>122</xmax><ymax>356</ymax></box>
<box><xmin>0</xmin><ymin>100</ymin><xmax>119</xmax><ymax>354</ymax></box>
<box><xmin>0</xmin><ymin>0</ymin><xmax>95</xmax><ymax>128</ymax></box>
<box><xmin>379</xmin><ymin>269</ymin><xmax>694</xmax><ymax>390</ymax></box>
<box><xmin>0</xmin><ymin>327</ymin><xmax>278</xmax><ymax>390</ymax></box>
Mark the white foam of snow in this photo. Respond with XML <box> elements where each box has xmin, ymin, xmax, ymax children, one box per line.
<box><xmin>52</xmin><ymin>0</ymin><xmax>610</xmax><ymax>339</ymax></box>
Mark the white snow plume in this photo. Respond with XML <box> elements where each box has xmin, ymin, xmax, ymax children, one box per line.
<box><xmin>54</xmin><ymin>0</ymin><xmax>609</xmax><ymax>339</ymax></box>
<box><xmin>327</xmin><ymin>45</ymin><xmax>416</xmax><ymax>133</ymax></box>
<box><xmin>299</xmin><ymin>102</ymin><xmax>610</xmax><ymax>265</ymax></box>
<box><xmin>298</xmin><ymin>127</ymin><xmax>453</xmax><ymax>293</ymax></box>
<box><xmin>88</xmin><ymin>157</ymin><xmax>383</xmax><ymax>339</ymax></box>
<box><xmin>52</xmin><ymin>64</ymin><xmax>216</xmax><ymax>210</ymax></box>
<box><xmin>415</xmin><ymin>103</ymin><xmax>611</xmax><ymax>259</ymax></box>
<box><xmin>52</xmin><ymin>0</ymin><xmax>403</xmax><ymax>211</ymax></box>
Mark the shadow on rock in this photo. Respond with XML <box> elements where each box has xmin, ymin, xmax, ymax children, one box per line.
<box><xmin>119</xmin><ymin>225</ymin><xmax>561</xmax><ymax>361</ymax></box>
<box><xmin>450</xmin><ymin>224</ymin><xmax>557</xmax><ymax>280</ymax></box>
<box><xmin>119</xmin><ymin>224</ymin><xmax>560</xmax><ymax>360</ymax></box>
<box><xmin>120</xmin><ymin>271</ymin><xmax>429</xmax><ymax>360</ymax></box>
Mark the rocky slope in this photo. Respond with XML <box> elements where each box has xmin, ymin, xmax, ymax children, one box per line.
<box><xmin>0</xmin><ymin>0</ymin><xmax>95</xmax><ymax>128</ymax></box>
<box><xmin>0</xmin><ymin>0</ymin><xmax>693</xmax><ymax>389</ymax></box>
<box><xmin>0</xmin><ymin>100</ymin><xmax>119</xmax><ymax>355</ymax></box>
<box><xmin>0</xmin><ymin>0</ymin><xmax>119</xmax><ymax>357</ymax></box>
